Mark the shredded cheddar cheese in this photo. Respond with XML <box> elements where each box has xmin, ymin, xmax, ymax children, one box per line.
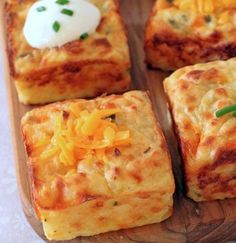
<box><xmin>40</xmin><ymin>105</ymin><xmax>131</xmax><ymax>166</ymax></box>
<box><xmin>218</xmin><ymin>11</ymin><xmax>231</xmax><ymax>24</ymax></box>
<box><xmin>174</xmin><ymin>0</ymin><xmax>236</xmax><ymax>14</ymax></box>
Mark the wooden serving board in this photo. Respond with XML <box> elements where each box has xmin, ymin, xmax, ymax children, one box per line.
<box><xmin>2</xmin><ymin>0</ymin><xmax>236</xmax><ymax>242</ymax></box>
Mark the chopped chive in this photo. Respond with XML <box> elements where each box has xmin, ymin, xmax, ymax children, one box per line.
<box><xmin>204</xmin><ymin>15</ymin><xmax>212</xmax><ymax>23</ymax></box>
<box><xmin>36</xmin><ymin>6</ymin><xmax>46</xmax><ymax>12</ymax></box>
<box><xmin>61</xmin><ymin>8</ymin><xmax>74</xmax><ymax>16</ymax></box>
<box><xmin>215</xmin><ymin>104</ymin><xmax>236</xmax><ymax>118</ymax></box>
<box><xmin>53</xmin><ymin>21</ymin><xmax>60</xmax><ymax>32</ymax></box>
<box><xmin>233</xmin><ymin>111</ymin><xmax>236</xmax><ymax>117</ymax></box>
<box><xmin>56</xmin><ymin>0</ymin><xmax>69</xmax><ymax>5</ymax></box>
<box><xmin>80</xmin><ymin>32</ymin><xmax>89</xmax><ymax>40</ymax></box>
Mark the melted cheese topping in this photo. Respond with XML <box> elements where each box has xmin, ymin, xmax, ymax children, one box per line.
<box><xmin>40</xmin><ymin>106</ymin><xmax>131</xmax><ymax>166</ymax></box>
<box><xmin>23</xmin><ymin>0</ymin><xmax>101</xmax><ymax>48</ymax></box>
<box><xmin>174</xmin><ymin>0</ymin><xmax>236</xmax><ymax>14</ymax></box>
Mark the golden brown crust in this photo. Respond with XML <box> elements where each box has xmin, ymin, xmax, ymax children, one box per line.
<box><xmin>21</xmin><ymin>90</ymin><xmax>175</xmax><ymax>239</ymax></box>
<box><xmin>164</xmin><ymin>58</ymin><xmax>236</xmax><ymax>201</ymax></box>
<box><xmin>5</xmin><ymin>0</ymin><xmax>131</xmax><ymax>104</ymax></box>
<box><xmin>145</xmin><ymin>0</ymin><xmax>236</xmax><ymax>71</ymax></box>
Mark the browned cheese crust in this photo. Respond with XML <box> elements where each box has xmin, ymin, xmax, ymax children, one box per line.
<box><xmin>164</xmin><ymin>58</ymin><xmax>236</xmax><ymax>201</ymax></box>
<box><xmin>5</xmin><ymin>0</ymin><xmax>131</xmax><ymax>104</ymax></box>
<box><xmin>145</xmin><ymin>0</ymin><xmax>236</xmax><ymax>71</ymax></box>
<box><xmin>21</xmin><ymin>91</ymin><xmax>175</xmax><ymax>240</ymax></box>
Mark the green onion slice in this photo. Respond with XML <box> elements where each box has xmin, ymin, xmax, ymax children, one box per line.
<box><xmin>215</xmin><ymin>104</ymin><xmax>236</xmax><ymax>118</ymax></box>
<box><xmin>53</xmin><ymin>21</ymin><xmax>60</xmax><ymax>32</ymax></box>
<box><xmin>36</xmin><ymin>6</ymin><xmax>46</xmax><ymax>12</ymax></box>
<box><xmin>56</xmin><ymin>0</ymin><xmax>69</xmax><ymax>5</ymax></box>
<box><xmin>61</xmin><ymin>8</ymin><xmax>74</xmax><ymax>16</ymax></box>
<box><xmin>80</xmin><ymin>33</ymin><xmax>89</xmax><ymax>40</ymax></box>
<box><xmin>233</xmin><ymin>111</ymin><xmax>236</xmax><ymax>117</ymax></box>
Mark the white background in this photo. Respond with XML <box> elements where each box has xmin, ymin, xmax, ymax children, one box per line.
<box><xmin>0</xmin><ymin>38</ymin><xmax>44</xmax><ymax>243</ymax></box>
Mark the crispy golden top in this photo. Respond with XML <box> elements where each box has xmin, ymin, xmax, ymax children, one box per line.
<box><xmin>173</xmin><ymin>0</ymin><xmax>236</xmax><ymax>14</ymax></box>
<box><xmin>21</xmin><ymin>91</ymin><xmax>174</xmax><ymax>210</ymax></box>
<box><xmin>164</xmin><ymin>58</ymin><xmax>236</xmax><ymax>173</ymax></box>
<box><xmin>148</xmin><ymin>0</ymin><xmax>236</xmax><ymax>40</ymax></box>
<box><xmin>5</xmin><ymin>0</ymin><xmax>130</xmax><ymax>75</ymax></box>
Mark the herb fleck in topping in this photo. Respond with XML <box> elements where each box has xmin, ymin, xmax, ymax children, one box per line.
<box><xmin>168</xmin><ymin>19</ymin><xmax>180</xmax><ymax>29</ymax></box>
<box><xmin>53</xmin><ymin>21</ymin><xmax>60</xmax><ymax>32</ymax></box>
<box><xmin>144</xmin><ymin>147</ymin><xmax>151</xmax><ymax>154</ymax></box>
<box><xmin>204</xmin><ymin>15</ymin><xmax>212</xmax><ymax>23</ymax></box>
<box><xmin>56</xmin><ymin>0</ymin><xmax>69</xmax><ymax>5</ymax></box>
<box><xmin>19</xmin><ymin>52</ymin><xmax>32</xmax><ymax>58</ymax></box>
<box><xmin>113</xmin><ymin>201</ymin><xmax>118</xmax><ymax>206</ymax></box>
<box><xmin>61</xmin><ymin>8</ymin><xmax>74</xmax><ymax>16</ymax></box>
<box><xmin>36</xmin><ymin>6</ymin><xmax>46</xmax><ymax>12</ymax></box>
<box><xmin>181</xmin><ymin>14</ymin><xmax>188</xmax><ymax>22</ymax></box>
<box><xmin>80</xmin><ymin>32</ymin><xmax>89</xmax><ymax>40</ymax></box>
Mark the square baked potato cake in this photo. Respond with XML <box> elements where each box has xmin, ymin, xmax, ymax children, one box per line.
<box><xmin>5</xmin><ymin>0</ymin><xmax>131</xmax><ymax>104</ymax></box>
<box><xmin>164</xmin><ymin>58</ymin><xmax>236</xmax><ymax>201</ymax></box>
<box><xmin>145</xmin><ymin>0</ymin><xmax>236</xmax><ymax>71</ymax></box>
<box><xmin>21</xmin><ymin>90</ymin><xmax>175</xmax><ymax>240</ymax></box>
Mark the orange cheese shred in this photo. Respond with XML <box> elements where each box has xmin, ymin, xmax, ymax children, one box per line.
<box><xmin>174</xmin><ymin>0</ymin><xmax>236</xmax><ymax>14</ymax></box>
<box><xmin>41</xmin><ymin>106</ymin><xmax>131</xmax><ymax>166</ymax></box>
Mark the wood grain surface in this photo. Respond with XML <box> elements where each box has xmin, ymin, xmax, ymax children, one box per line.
<box><xmin>2</xmin><ymin>0</ymin><xmax>236</xmax><ymax>242</ymax></box>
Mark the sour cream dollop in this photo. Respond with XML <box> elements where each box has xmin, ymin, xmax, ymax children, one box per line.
<box><xmin>23</xmin><ymin>0</ymin><xmax>101</xmax><ymax>49</ymax></box>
